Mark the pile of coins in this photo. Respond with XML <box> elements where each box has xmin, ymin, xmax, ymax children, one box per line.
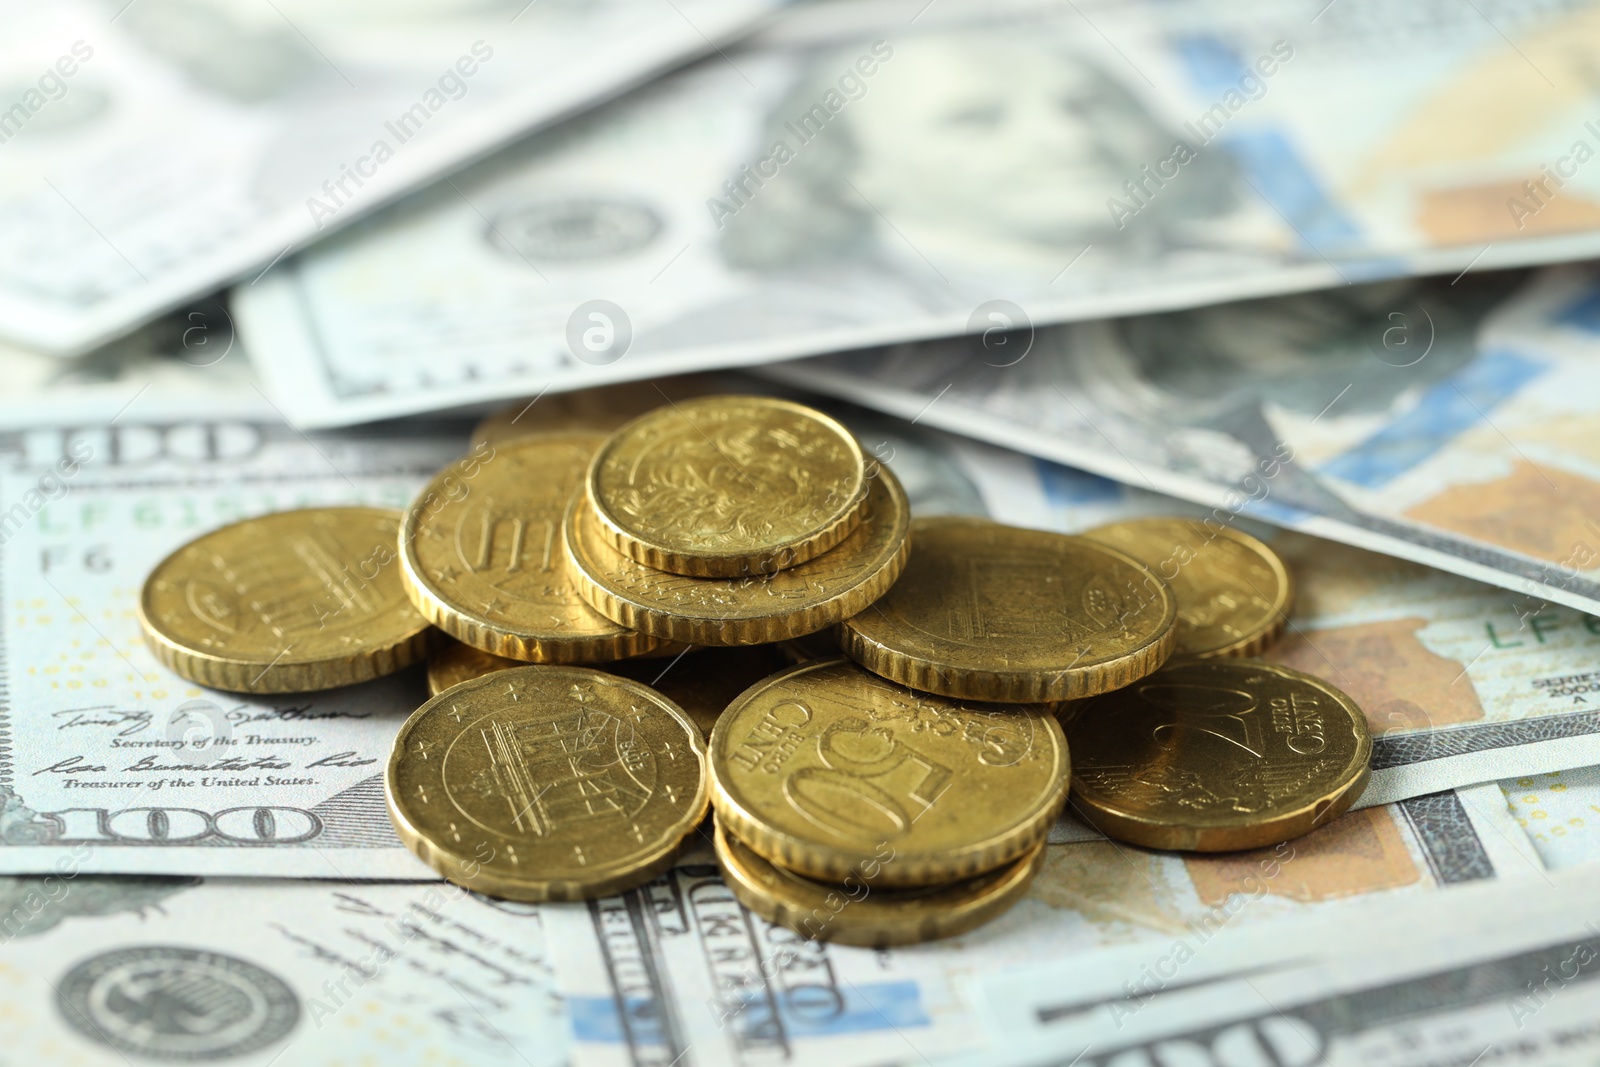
<box><xmin>137</xmin><ymin>392</ymin><xmax>1372</xmax><ymax>947</ymax></box>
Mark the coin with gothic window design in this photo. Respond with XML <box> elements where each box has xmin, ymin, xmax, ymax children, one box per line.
<box><xmin>386</xmin><ymin>664</ymin><xmax>708</xmax><ymax>901</ymax></box>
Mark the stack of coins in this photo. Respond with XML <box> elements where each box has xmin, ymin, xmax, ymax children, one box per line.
<box><xmin>136</xmin><ymin>389</ymin><xmax>1373</xmax><ymax>939</ymax></box>
<box><xmin>707</xmin><ymin>658</ymin><xmax>1068</xmax><ymax>947</ymax></box>
<box><xmin>563</xmin><ymin>395</ymin><xmax>912</xmax><ymax>645</ymax></box>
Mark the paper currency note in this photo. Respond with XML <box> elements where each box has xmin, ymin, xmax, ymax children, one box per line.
<box><xmin>0</xmin><ymin>408</ymin><xmax>463</xmax><ymax>877</ymax></box>
<box><xmin>236</xmin><ymin>0</ymin><xmax>1600</xmax><ymax>426</ymax></box>
<box><xmin>0</xmin><ymin>299</ymin><xmax>259</xmax><ymax>427</ymax></box>
<box><xmin>0</xmin><ymin>875</ymin><xmax>567</xmax><ymax>1065</ymax></box>
<box><xmin>967</xmin><ymin>865</ymin><xmax>1600</xmax><ymax>1067</ymax></box>
<box><xmin>774</xmin><ymin>263</ymin><xmax>1600</xmax><ymax>624</ymax></box>
<box><xmin>0</xmin><ymin>0</ymin><xmax>779</xmax><ymax>356</ymax></box>
<box><xmin>538</xmin><ymin>782</ymin><xmax>1538</xmax><ymax>1067</ymax></box>
<box><xmin>0</xmin><ymin>386</ymin><xmax>1591</xmax><ymax>877</ymax></box>
<box><xmin>1501</xmin><ymin>763</ymin><xmax>1600</xmax><ymax>872</ymax></box>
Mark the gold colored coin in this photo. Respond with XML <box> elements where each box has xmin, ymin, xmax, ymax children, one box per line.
<box><xmin>400</xmin><ymin>435</ymin><xmax>660</xmax><ymax>663</ymax></box>
<box><xmin>713</xmin><ymin>821</ymin><xmax>1044</xmax><ymax>947</ymax></box>
<box><xmin>471</xmin><ymin>375</ymin><xmax>722</xmax><ymax>447</ymax></box>
<box><xmin>1067</xmin><ymin>658</ymin><xmax>1372</xmax><ymax>852</ymax></box>
<box><xmin>566</xmin><ymin>467</ymin><xmax>911</xmax><ymax>646</ymax></box>
<box><xmin>386</xmin><ymin>664</ymin><xmax>709</xmax><ymax>901</ymax></box>
<box><xmin>586</xmin><ymin>395</ymin><xmax>870</xmax><ymax>577</ymax></box>
<box><xmin>1080</xmin><ymin>517</ymin><xmax>1292</xmax><ymax>658</ymax></box>
<box><xmin>839</xmin><ymin>517</ymin><xmax>1177</xmax><ymax>703</ymax></box>
<box><xmin>428</xmin><ymin>637</ymin><xmax>519</xmax><ymax>696</ymax></box>
<box><xmin>708</xmin><ymin>658</ymin><xmax>1068</xmax><ymax>886</ymax></box>
<box><xmin>607</xmin><ymin>645</ymin><xmax>793</xmax><ymax>739</ymax></box>
<box><xmin>139</xmin><ymin>507</ymin><xmax>429</xmax><ymax>693</ymax></box>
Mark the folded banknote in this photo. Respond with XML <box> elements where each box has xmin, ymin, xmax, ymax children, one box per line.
<box><xmin>0</xmin><ymin>0</ymin><xmax>780</xmax><ymax>355</ymax></box>
<box><xmin>775</xmin><ymin>264</ymin><xmax>1600</xmax><ymax>624</ymax></box>
<box><xmin>236</xmin><ymin>0</ymin><xmax>1600</xmax><ymax>425</ymax></box>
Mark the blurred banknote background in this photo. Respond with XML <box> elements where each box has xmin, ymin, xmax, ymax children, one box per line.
<box><xmin>7</xmin><ymin>0</ymin><xmax>1600</xmax><ymax>1064</ymax></box>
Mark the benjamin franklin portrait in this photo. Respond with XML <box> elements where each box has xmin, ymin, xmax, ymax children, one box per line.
<box><xmin>715</xmin><ymin>25</ymin><xmax>1245</xmax><ymax>278</ymax></box>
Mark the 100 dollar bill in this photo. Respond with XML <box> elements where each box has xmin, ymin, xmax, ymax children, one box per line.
<box><xmin>238</xmin><ymin>0</ymin><xmax>1600</xmax><ymax>426</ymax></box>
<box><xmin>777</xmin><ymin>264</ymin><xmax>1600</xmax><ymax>625</ymax></box>
<box><xmin>0</xmin><ymin>409</ymin><xmax>459</xmax><ymax>876</ymax></box>
<box><xmin>1</xmin><ymin>392</ymin><xmax>1595</xmax><ymax>877</ymax></box>
<box><xmin>542</xmin><ymin>782</ymin><xmax>1539</xmax><ymax>1067</ymax></box>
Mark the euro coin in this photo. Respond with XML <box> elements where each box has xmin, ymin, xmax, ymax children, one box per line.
<box><xmin>139</xmin><ymin>507</ymin><xmax>429</xmax><ymax>693</ymax></box>
<box><xmin>1067</xmin><ymin>658</ymin><xmax>1372</xmax><ymax>851</ymax></box>
<box><xmin>399</xmin><ymin>434</ymin><xmax>660</xmax><ymax>663</ymax></box>
<box><xmin>566</xmin><ymin>467</ymin><xmax>911</xmax><ymax>645</ymax></box>
<box><xmin>471</xmin><ymin>375</ymin><xmax>722</xmax><ymax>447</ymax></box>
<box><xmin>427</xmin><ymin>637</ymin><xmax>519</xmax><ymax>697</ymax></box>
<box><xmin>386</xmin><ymin>664</ymin><xmax>709</xmax><ymax>901</ymax></box>
<box><xmin>606</xmin><ymin>645</ymin><xmax>792</xmax><ymax>739</ymax></box>
<box><xmin>713</xmin><ymin>821</ymin><xmax>1044</xmax><ymax>947</ymax></box>
<box><xmin>586</xmin><ymin>395</ymin><xmax>870</xmax><ymax>577</ymax></box>
<box><xmin>708</xmin><ymin>658</ymin><xmax>1068</xmax><ymax>886</ymax></box>
<box><xmin>1080</xmin><ymin>517</ymin><xmax>1291</xmax><ymax>658</ymax></box>
<box><xmin>838</xmin><ymin>517</ymin><xmax>1177</xmax><ymax>703</ymax></box>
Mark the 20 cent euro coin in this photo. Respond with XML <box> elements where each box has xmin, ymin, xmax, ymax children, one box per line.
<box><xmin>386</xmin><ymin>664</ymin><xmax>709</xmax><ymax>901</ymax></box>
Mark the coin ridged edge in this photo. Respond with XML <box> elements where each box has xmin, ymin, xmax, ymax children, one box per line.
<box><xmin>712</xmin><ymin>766</ymin><xmax>1063</xmax><ymax>886</ymax></box>
<box><xmin>838</xmin><ymin>530</ymin><xmax>1181</xmax><ymax>702</ymax></box>
<box><xmin>1069</xmin><ymin>762</ymin><xmax>1370</xmax><ymax>853</ymax></box>
<box><xmin>565</xmin><ymin>474</ymin><xmax>911</xmax><ymax>646</ymax></box>
<box><xmin>839</xmin><ymin>608</ymin><xmax>1179</xmax><ymax>703</ymax></box>
<box><xmin>139</xmin><ymin>614</ymin><xmax>430</xmax><ymax>694</ymax></box>
<box><xmin>1080</xmin><ymin>520</ymin><xmax>1295</xmax><ymax>659</ymax></box>
<box><xmin>713</xmin><ymin>821</ymin><xmax>1045</xmax><ymax>947</ymax></box>
<box><xmin>707</xmin><ymin>659</ymin><xmax>1069</xmax><ymax>886</ymax></box>
<box><xmin>1198</xmin><ymin>527</ymin><xmax>1294</xmax><ymax>659</ymax></box>
<box><xmin>399</xmin><ymin>557</ymin><xmax>661</xmax><ymax>663</ymax></box>
<box><xmin>384</xmin><ymin>666</ymin><xmax>711</xmax><ymax>901</ymax></box>
<box><xmin>395</xmin><ymin>439</ymin><xmax>663</xmax><ymax>664</ymax></box>
<box><xmin>585</xmin><ymin>396</ymin><xmax>872</xmax><ymax>577</ymax></box>
<box><xmin>1067</xmin><ymin>660</ymin><xmax>1373</xmax><ymax>852</ymax></box>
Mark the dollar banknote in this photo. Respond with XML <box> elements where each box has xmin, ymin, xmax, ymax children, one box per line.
<box><xmin>0</xmin><ymin>405</ymin><xmax>461</xmax><ymax>877</ymax></box>
<box><xmin>3</xmin><ymin>391</ymin><xmax>1599</xmax><ymax>876</ymax></box>
<box><xmin>538</xmin><ymin>782</ymin><xmax>1540</xmax><ymax>1067</ymax></box>
<box><xmin>965</xmin><ymin>863</ymin><xmax>1600</xmax><ymax>1067</ymax></box>
<box><xmin>235</xmin><ymin>0</ymin><xmax>1600</xmax><ymax>426</ymax></box>
<box><xmin>0</xmin><ymin>298</ymin><xmax>259</xmax><ymax>426</ymax></box>
<box><xmin>0</xmin><ymin>875</ymin><xmax>567</xmax><ymax>1065</ymax></box>
<box><xmin>0</xmin><ymin>0</ymin><xmax>779</xmax><ymax>356</ymax></box>
<box><xmin>1500</xmin><ymin>762</ymin><xmax>1600</xmax><ymax>872</ymax></box>
<box><xmin>774</xmin><ymin>263</ymin><xmax>1600</xmax><ymax>624</ymax></box>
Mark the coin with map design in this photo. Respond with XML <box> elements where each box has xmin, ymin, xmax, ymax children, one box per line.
<box><xmin>386</xmin><ymin>664</ymin><xmax>708</xmax><ymax>901</ymax></box>
<box><xmin>586</xmin><ymin>395</ymin><xmax>870</xmax><ymax>577</ymax></box>
<box><xmin>839</xmin><ymin>517</ymin><xmax>1177</xmax><ymax>702</ymax></box>
<box><xmin>1080</xmin><ymin>516</ymin><xmax>1292</xmax><ymax>658</ymax></box>
<box><xmin>1067</xmin><ymin>658</ymin><xmax>1372</xmax><ymax>851</ymax></box>
<box><xmin>138</xmin><ymin>507</ymin><xmax>430</xmax><ymax>693</ymax></box>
